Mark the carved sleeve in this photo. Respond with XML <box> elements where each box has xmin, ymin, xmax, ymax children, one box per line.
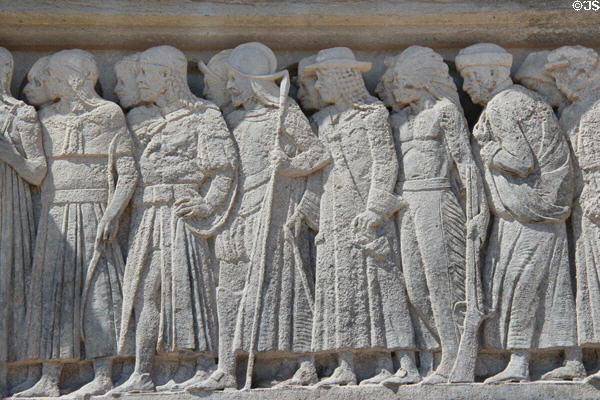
<box><xmin>365</xmin><ymin>105</ymin><xmax>404</xmax><ymax>217</ymax></box>
<box><xmin>10</xmin><ymin>103</ymin><xmax>47</xmax><ymax>186</ymax></box>
<box><xmin>485</xmin><ymin>98</ymin><xmax>535</xmax><ymax>178</ymax></box>
<box><xmin>277</xmin><ymin>100</ymin><xmax>331</xmax><ymax>177</ymax></box>
<box><xmin>197</xmin><ymin>109</ymin><xmax>237</xmax><ymax>214</ymax></box>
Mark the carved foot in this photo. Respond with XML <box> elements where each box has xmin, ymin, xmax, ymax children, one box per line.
<box><xmin>483</xmin><ymin>368</ymin><xmax>530</xmax><ymax>384</ymax></box>
<box><xmin>314</xmin><ymin>365</ymin><xmax>357</xmax><ymax>388</ymax></box>
<box><xmin>420</xmin><ymin>372</ymin><xmax>449</xmax><ymax>385</ymax></box>
<box><xmin>273</xmin><ymin>363</ymin><xmax>318</xmax><ymax>388</ymax></box>
<box><xmin>107</xmin><ymin>372</ymin><xmax>154</xmax><ymax>396</ymax></box>
<box><xmin>359</xmin><ymin>369</ymin><xmax>392</xmax><ymax>386</ymax></box>
<box><xmin>381</xmin><ymin>368</ymin><xmax>422</xmax><ymax>389</ymax></box>
<box><xmin>185</xmin><ymin>369</ymin><xmax>236</xmax><ymax>392</ymax></box>
<box><xmin>583</xmin><ymin>370</ymin><xmax>600</xmax><ymax>387</ymax></box>
<box><xmin>10</xmin><ymin>375</ymin><xmax>38</xmax><ymax>395</ymax></box>
<box><xmin>64</xmin><ymin>376</ymin><xmax>112</xmax><ymax>398</ymax></box>
<box><xmin>12</xmin><ymin>376</ymin><xmax>60</xmax><ymax>398</ymax></box>
<box><xmin>158</xmin><ymin>368</ymin><xmax>214</xmax><ymax>391</ymax></box>
<box><xmin>541</xmin><ymin>361</ymin><xmax>586</xmax><ymax>381</ymax></box>
<box><xmin>156</xmin><ymin>379</ymin><xmax>180</xmax><ymax>392</ymax></box>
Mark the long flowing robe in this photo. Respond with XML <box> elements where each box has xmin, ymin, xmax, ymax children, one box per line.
<box><xmin>218</xmin><ymin>101</ymin><xmax>327</xmax><ymax>354</ymax></box>
<box><xmin>560</xmin><ymin>98</ymin><xmax>600</xmax><ymax>346</ymax></box>
<box><xmin>478</xmin><ymin>85</ymin><xmax>577</xmax><ymax>350</ymax></box>
<box><xmin>311</xmin><ymin>101</ymin><xmax>415</xmax><ymax>353</ymax></box>
<box><xmin>25</xmin><ymin>101</ymin><xmax>134</xmax><ymax>361</ymax></box>
<box><xmin>0</xmin><ymin>101</ymin><xmax>41</xmax><ymax>363</ymax></box>
<box><xmin>119</xmin><ymin>105</ymin><xmax>236</xmax><ymax>355</ymax></box>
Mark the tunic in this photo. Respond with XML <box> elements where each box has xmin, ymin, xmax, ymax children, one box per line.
<box><xmin>478</xmin><ymin>85</ymin><xmax>577</xmax><ymax>350</ymax></box>
<box><xmin>216</xmin><ymin>100</ymin><xmax>328</xmax><ymax>354</ymax></box>
<box><xmin>119</xmin><ymin>104</ymin><xmax>236</xmax><ymax>355</ymax></box>
<box><xmin>25</xmin><ymin>101</ymin><xmax>134</xmax><ymax>361</ymax></box>
<box><xmin>0</xmin><ymin>101</ymin><xmax>41</xmax><ymax>362</ymax></box>
<box><xmin>311</xmin><ymin>101</ymin><xmax>415</xmax><ymax>353</ymax></box>
<box><xmin>560</xmin><ymin>98</ymin><xmax>600</xmax><ymax>346</ymax></box>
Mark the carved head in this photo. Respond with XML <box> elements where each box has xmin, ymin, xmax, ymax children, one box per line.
<box><xmin>114</xmin><ymin>53</ymin><xmax>141</xmax><ymax>109</ymax></box>
<box><xmin>514</xmin><ymin>51</ymin><xmax>568</xmax><ymax>109</ymax></box>
<box><xmin>226</xmin><ymin>42</ymin><xmax>286</xmax><ymax>109</ymax></box>
<box><xmin>46</xmin><ymin>49</ymin><xmax>99</xmax><ymax>100</ymax></box>
<box><xmin>137</xmin><ymin>45</ymin><xmax>188</xmax><ymax>104</ymax></box>
<box><xmin>545</xmin><ymin>46</ymin><xmax>600</xmax><ymax>103</ymax></box>
<box><xmin>24</xmin><ymin>56</ymin><xmax>53</xmax><ymax>106</ymax></box>
<box><xmin>301</xmin><ymin>47</ymin><xmax>372</xmax><ymax>108</ymax></box>
<box><xmin>198</xmin><ymin>49</ymin><xmax>232</xmax><ymax>109</ymax></box>
<box><xmin>0</xmin><ymin>47</ymin><xmax>13</xmax><ymax>97</ymax></box>
<box><xmin>375</xmin><ymin>56</ymin><xmax>398</xmax><ymax>109</ymax></box>
<box><xmin>296</xmin><ymin>54</ymin><xmax>323</xmax><ymax>112</ymax></box>
<box><xmin>389</xmin><ymin>46</ymin><xmax>460</xmax><ymax>109</ymax></box>
<box><xmin>456</xmin><ymin>43</ymin><xmax>512</xmax><ymax>106</ymax></box>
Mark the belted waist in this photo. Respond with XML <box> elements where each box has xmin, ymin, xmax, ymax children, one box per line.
<box><xmin>133</xmin><ymin>184</ymin><xmax>198</xmax><ymax>206</ymax></box>
<box><xmin>396</xmin><ymin>177</ymin><xmax>451</xmax><ymax>192</ymax></box>
<box><xmin>42</xmin><ymin>188</ymin><xmax>109</xmax><ymax>205</ymax></box>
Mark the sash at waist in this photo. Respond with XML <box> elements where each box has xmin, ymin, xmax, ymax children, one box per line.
<box><xmin>42</xmin><ymin>188</ymin><xmax>108</xmax><ymax>205</ymax></box>
<box><xmin>133</xmin><ymin>183</ymin><xmax>198</xmax><ymax>206</ymax></box>
<box><xmin>397</xmin><ymin>177</ymin><xmax>451</xmax><ymax>192</ymax></box>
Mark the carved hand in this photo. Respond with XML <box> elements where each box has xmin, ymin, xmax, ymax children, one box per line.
<box><xmin>96</xmin><ymin>214</ymin><xmax>120</xmax><ymax>243</ymax></box>
<box><xmin>284</xmin><ymin>209</ymin><xmax>303</xmax><ymax>243</ymax></box>
<box><xmin>270</xmin><ymin>147</ymin><xmax>290</xmax><ymax>172</ymax></box>
<box><xmin>352</xmin><ymin>210</ymin><xmax>383</xmax><ymax>237</ymax></box>
<box><xmin>467</xmin><ymin>214</ymin><xmax>487</xmax><ymax>243</ymax></box>
<box><xmin>583</xmin><ymin>199</ymin><xmax>600</xmax><ymax>224</ymax></box>
<box><xmin>174</xmin><ymin>197</ymin><xmax>212</xmax><ymax>219</ymax></box>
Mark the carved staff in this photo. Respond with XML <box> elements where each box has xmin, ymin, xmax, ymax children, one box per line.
<box><xmin>243</xmin><ymin>71</ymin><xmax>290</xmax><ymax>391</ymax></box>
<box><xmin>450</xmin><ymin>164</ymin><xmax>486</xmax><ymax>382</ymax></box>
<box><xmin>79</xmin><ymin>131</ymin><xmax>120</xmax><ymax>341</ymax></box>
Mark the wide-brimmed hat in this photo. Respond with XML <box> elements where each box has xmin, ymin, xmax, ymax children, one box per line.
<box><xmin>227</xmin><ymin>42</ymin><xmax>287</xmax><ymax>82</ymax></box>
<box><xmin>455</xmin><ymin>43</ymin><xmax>512</xmax><ymax>71</ymax></box>
<box><xmin>301</xmin><ymin>47</ymin><xmax>371</xmax><ymax>76</ymax></box>
<box><xmin>545</xmin><ymin>45</ymin><xmax>599</xmax><ymax>72</ymax></box>
<box><xmin>198</xmin><ymin>49</ymin><xmax>232</xmax><ymax>81</ymax></box>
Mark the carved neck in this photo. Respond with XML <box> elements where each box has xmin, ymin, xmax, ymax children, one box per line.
<box><xmin>155</xmin><ymin>88</ymin><xmax>183</xmax><ymax>115</ymax></box>
<box><xmin>409</xmin><ymin>93</ymin><xmax>437</xmax><ymax>114</ymax></box>
<box><xmin>488</xmin><ymin>78</ymin><xmax>513</xmax><ymax>102</ymax></box>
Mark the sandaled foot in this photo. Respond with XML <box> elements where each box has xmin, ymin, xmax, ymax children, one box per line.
<box><xmin>64</xmin><ymin>376</ymin><xmax>113</xmax><ymax>398</ymax></box>
<box><xmin>381</xmin><ymin>368</ymin><xmax>421</xmax><ymax>389</ymax></box>
<box><xmin>12</xmin><ymin>376</ymin><xmax>60</xmax><ymax>398</ymax></box>
<box><xmin>274</xmin><ymin>364</ymin><xmax>318</xmax><ymax>388</ymax></box>
<box><xmin>541</xmin><ymin>362</ymin><xmax>586</xmax><ymax>381</ymax></box>
<box><xmin>186</xmin><ymin>369</ymin><xmax>236</xmax><ymax>391</ymax></box>
<box><xmin>359</xmin><ymin>369</ymin><xmax>392</xmax><ymax>386</ymax></box>
<box><xmin>314</xmin><ymin>366</ymin><xmax>357</xmax><ymax>388</ymax></box>
<box><xmin>484</xmin><ymin>368</ymin><xmax>529</xmax><ymax>384</ymax></box>
<box><xmin>156</xmin><ymin>379</ymin><xmax>181</xmax><ymax>392</ymax></box>
<box><xmin>107</xmin><ymin>372</ymin><xmax>154</xmax><ymax>396</ymax></box>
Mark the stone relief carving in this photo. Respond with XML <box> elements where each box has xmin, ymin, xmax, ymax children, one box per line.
<box><xmin>2</xmin><ymin>40</ymin><xmax>600</xmax><ymax>398</ymax></box>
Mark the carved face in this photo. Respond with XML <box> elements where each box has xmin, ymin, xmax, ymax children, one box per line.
<box><xmin>115</xmin><ymin>63</ymin><xmax>140</xmax><ymax>109</ymax></box>
<box><xmin>375</xmin><ymin>68</ymin><xmax>394</xmax><ymax>108</ymax></box>
<box><xmin>551</xmin><ymin>61</ymin><xmax>594</xmax><ymax>102</ymax></box>
<box><xmin>203</xmin><ymin>73</ymin><xmax>230</xmax><ymax>109</ymax></box>
<box><xmin>136</xmin><ymin>63</ymin><xmax>169</xmax><ymax>103</ymax></box>
<box><xmin>314</xmin><ymin>70</ymin><xmax>340</xmax><ymax>105</ymax></box>
<box><xmin>519</xmin><ymin>77</ymin><xmax>566</xmax><ymax>109</ymax></box>
<box><xmin>226</xmin><ymin>71</ymin><xmax>253</xmax><ymax>107</ymax></box>
<box><xmin>391</xmin><ymin>76</ymin><xmax>425</xmax><ymax>107</ymax></box>
<box><xmin>24</xmin><ymin>58</ymin><xmax>52</xmax><ymax>106</ymax></box>
<box><xmin>297</xmin><ymin>74</ymin><xmax>321</xmax><ymax>112</ymax></box>
<box><xmin>461</xmin><ymin>65</ymin><xmax>506</xmax><ymax>105</ymax></box>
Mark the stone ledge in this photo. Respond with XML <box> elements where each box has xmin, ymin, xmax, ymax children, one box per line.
<box><xmin>12</xmin><ymin>382</ymin><xmax>600</xmax><ymax>400</ymax></box>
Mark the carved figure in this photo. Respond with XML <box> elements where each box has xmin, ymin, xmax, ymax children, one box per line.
<box><xmin>16</xmin><ymin>49</ymin><xmax>137</xmax><ymax>398</ymax></box>
<box><xmin>198</xmin><ymin>49</ymin><xmax>234</xmax><ymax>114</ymax></box>
<box><xmin>0</xmin><ymin>48</ymin><xmax>47</xmax><ymax>397</ymax></box>
<box><xmin>544</xmin><ymin>46</ymin><xmax>600</xmax><ymax>383</ymax></box>
<box><xmin>387</xmin><ymin>46</ymin><xmax>489</xmax><ymax>384</ymax></box>
<box><xmin>301</xmin><ymin>47</ymin><xmax>414</xmax><ymax>387</ymax></box>
<box><xmin>192</xmin><ymin>42</ymin><xmax>329</xmax><ymax>391</ymax></box>
<box><xmin>109</xmin><ymin>45</ymin><xmax>237</xmax><ymax>394</ymax></box>
<box><xmin>457</xmin><ymin>43</ymin><xmax>576</xmax><ymax>384</ymax></box>
<box><xmin>514</xmin><ymin>51</ymin><xmax>568</xmax><ymax>116</ymax></box>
